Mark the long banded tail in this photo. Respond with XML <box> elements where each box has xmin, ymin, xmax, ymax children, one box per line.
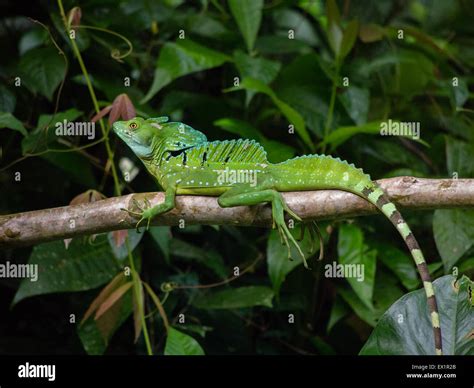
<box><xmin>360</xmin><ymin>184</ymin><xmax>443</xmax><ymax>355</ymax></box>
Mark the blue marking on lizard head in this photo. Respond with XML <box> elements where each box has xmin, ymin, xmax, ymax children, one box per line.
<box><xmin>113</xmin><ymin>116</ymin><xmax>207</xmax><ymax>158</ymax></box>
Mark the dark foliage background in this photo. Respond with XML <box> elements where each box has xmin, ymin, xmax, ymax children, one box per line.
<box><xmin>0</xmin><ymin>0</ymin><xmax>473</xmax><ymax>355</ymax></box>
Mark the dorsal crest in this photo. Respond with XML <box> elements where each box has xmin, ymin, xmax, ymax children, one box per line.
<box><xmin>187</xmin><ymin>139</ymin><xmax>268</xmax><ymax>165</ymax></box>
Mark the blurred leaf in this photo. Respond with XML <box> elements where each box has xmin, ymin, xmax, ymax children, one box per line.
<box><xmin>339</xmin><ymin>20</ymin><xmax>359</xmax><ymax>60</ymax></box>
<box><xmin>371</xmin><ymin>241</ymin><xmax>420</xmax><ymax>290</ymax></box>
<box><xmin>81</xmin><ymin>272</ymin><xmax>126</xmax><ymax>324</ymax></box>
<box><xmin>360</xmin><ymin>275</ymin><xmax>474</xmax><ymax>355</ymax></box>
<box><xmin>445</xmin><ymin>136</ymin><xmax>474</xmax><ymax>177</ymax></box>
<box><xmin>337</xmin><ymin>284</ymin><xmax>376</xmax><ymax>326</ymax></box>
<box><xmin>327</xmin><ymin>295</ymin><xmax>350</xmax><ymax>332</ymax></box>
<box><xmin>175</xmin><ymin>324</ymin><xmax>213</xmax><ymax>338</ymax></box>
<box><xmin>458</xmin><ymin>257</ymin><xmax>474</xmax><ymax>274</ymax></box>
<box><xmin>165</xmin><ymin>327</ymin><xmax>205</xmax><ymax>355</ymax></box>
<box><xmin>18</xmin><ymin>28</ymin><xmax>48</xmax><ymax>55</ymax></box>
<box><xmin>214</xmin><ymin>118</ymin><xmax>295</xmax><ymax>162</ymax></box>
<box><xmin>170</xmin><ymin>239</ymin><xmax>227</xmax><ymax>277</ymax></box>
<box><xmin>338</xmin><ymin>86</ymin><xmax>369</xmax><ymax>125</ymax></box>
<box><xmin>239</xmin><ymin>77</ymin><xmax>313</xmax><ymax>148</ymax></box>
<box><xmin>13</xmin><ymin>236</ymin><xmax>120</xmax><ymax>305</ymax></box>
<box><xmin>0</xmin><ymin>112</ymin><xmax>27</xmax><ymax>136</ymax></box>
<box><xmin>107</xmin><ymin>229</ymin><xmax>144</xmax><ymax>260</ymax></box>
<box><xmin>0</xmin><ymin>86</ymin><xmax>16</xmax><ymax>113</ymax></box>
<box><xmin>18</xmin><ymin>47</ymin><xmax>66</xmax><ymax>101</ymax></box>
<box><xmin>40</xmin><ymin>150</ymin><xmax>97</xmax><ymax>187</ymax></box>
<box><xmin>95</xmin><ymin>282</ymin><xmax>133</xmax><ymax>320</ymax></box>
<box><xmin>256</xmin><ymin>35</ymin><xmax>311</xmax><ymax>54</ymax></box>
<box><xmin>451</xmin><ymin>77</ymin><xmax>469</xmax><ymax>108</ymax></box>
<box><xmin>142</xmin><ymin>40</ymin><xmax>230</xmax><ymax>103</ymax></box>
<box><xmin>149</xmin><ymin>226</ymin><xmax>172</xmax><ymax>264</ymax></box>
<box><xmin>267</xmin><ymin>226</ymin><xmax>316</xmax><ymax>296</ymax></box>
<box><xmin>272</xmin><ymin>9</ymin><xmax>319</xmax><ymax>46</ymax></box>
<box><xmin>326</xmin><ymin>0</ymin><xmax>343</xmax><ymax>56</ymax></box>
<box><xmin>326</xmin><ymin>0</ymin><xmax>341</xmax><ymax>25</ymax></box>
<box><xmin>228</xmin><ymin>0</ymin><xmax>263</xmax><ymax>52</ymax></box>
<box><xmin>78</xmin><ymin>286</ymin><xmax>132</xmax><ymax>355</ymax></box>
<box><xmin>337</xmin><ymin>224</ymin><xmax>376</xmax><ymax>309</ymax></box>
<box><xmin>359</xmin><ymin>23</ymin><xmax>384</xmax><ymax>43</ymax></box>
<box><xmin>233</xmin><ymin>51</ymin><xmax>281</xmax><ymax>105</ymax></box>
<box><xmin>194</xmin><ymin>286</ymin><xmax>274</xmax><ymax>309</ymax></box>
<box><xmin>22</xmin><ymin>108</ymin><xmax>83</xmax><ymax>154</ymax></box>
<box><xmin>433</xmin><ymin>209</ymin><xmax>474</xmax><ymax>273</ymax></box>
<box><xmin>274</xmin><ymin>54</ymin><xmax>330</xmax><ymax>136</ymax></box>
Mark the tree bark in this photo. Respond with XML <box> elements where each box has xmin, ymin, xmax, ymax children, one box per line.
<box><xmin>1</xmin><ymin>177</ymin><xmax>473</xmax><ymax>248</ymax></box>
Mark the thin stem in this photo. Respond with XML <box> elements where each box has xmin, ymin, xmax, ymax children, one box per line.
<box><xmin>57</xmin><ymin>0</ymin><xmax>120</xmax><ymax>196</ymax></box>
<box><xmin>143</xmin><ymin>282</ymin><xmax>170</xmax><ymax>332</ymax></box>
<box><xmin>322</xmin><ymin>62</ymin><xmax>340</xmax><ymax>153</ymax></box>
<box><xmin>57</xmin><ymin>0</ymin><xmax>152</xmax><ymax>355</ymax></box>
<box><xmin>126</xmin><ymin>241</ymin><xmax>153</xmax><ymax>355</ymax></box>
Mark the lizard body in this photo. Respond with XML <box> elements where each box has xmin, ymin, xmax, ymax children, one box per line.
<box><xmin>113</xmin><ymin>116</ymin><xmax>443</xmax><ymax>355</ymax></box>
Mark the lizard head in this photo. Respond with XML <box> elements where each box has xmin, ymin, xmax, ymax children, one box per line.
<box><xmin>113</xmin><ymin>116</ymin><xmax>207</xmax><ymax>158</ymax></box>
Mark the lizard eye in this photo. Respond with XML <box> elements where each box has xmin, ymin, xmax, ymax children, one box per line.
<box><xmin>129</xmin><ymin>122</ymin><xmax>138</xmax><ymax>130</ymax></box>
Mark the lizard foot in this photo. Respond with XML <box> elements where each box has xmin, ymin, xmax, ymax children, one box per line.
<box><xmin>296</xmin><ymin>221</ymin><xmax>324</xmax><ymax>261</ymax></box>
<box><xmin>120</xmin><ymin>197</ymin><xmax>153</xmax><ymax>232</ymax></box>
<box><xmin>273</xmin><ymin>210</ymin><xmax>308</xmax><ymax>268</ymax></box>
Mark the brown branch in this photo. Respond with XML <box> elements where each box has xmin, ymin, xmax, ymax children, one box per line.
<box><xmin>1</xmin><ymin>177</ymin><xmax>473</xmax><ymax>248</ymax></box>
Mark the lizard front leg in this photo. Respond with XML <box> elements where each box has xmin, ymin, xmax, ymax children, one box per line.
<box><xmin>123</xmin><ymin>186</ymin><xmax>176</xmax><ymax>231</ymax></box>
<box><xmin>217</xmin><ymin>185</ymin><xmax>310</xmax><ymax>268</ymax></box>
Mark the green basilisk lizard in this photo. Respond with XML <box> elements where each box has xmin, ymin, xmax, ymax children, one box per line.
<box><xmin>113</xmin><ymin>116</ymin><xmax>443</xmax><ymax>355</ymax></box>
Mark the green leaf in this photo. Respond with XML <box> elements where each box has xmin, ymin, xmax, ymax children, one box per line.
<box><xmin>320</xmin><ymin>121</ymin><xmax>383</xmax><ymax>150</ymax></box>
<box><xmin>13</xmin><ymin>236</ymin><xmax>120</xmax><ymax>305</ymax></box>
<box><xmin>337</xmin><ymin>283</ymin><xmax>376</xmax><ymax>326</ymax></box>
<box><xmin>272</xmin><ymin>9</ymin><xmax>319</xmax><ymax>46</ymax></box>
<box><xmin>239</xmin><ymin>77</ymin><xmax>313</xmax><ymax>148</ymax></box>
<box><xmin>149</xmin><ymin>226</ymin><xmax>172</xmax><ymax>264</ymax></box>
<box><xmin>337</xmin><ymin>224</ymin><xmax>376</xmax><ymax>309</ymax></box>
<box><xmin>256</xmin><ymin>35</ymin><xmax>311</xmax><ymax>54</ymax></box>
<box><xmin>228</xmin><ymin>0</ymin><xmax>263</xmax><ymax>52</ymax></box>
<box><xmin>339</xmin><ymin>20</ymin><xmax>359</xmax><ymax>60</ymax></box>
<box><xmin>451</xmin><ymin>77</ymin><xmax>469</xmax><ymax>108</ymax></box>
<box><xmin>107</xmin><ymin>230</ymin><xmax>144</xmax><ymax>260</ymax></box>
<box><xmin>40</xmin><ymin>149</ymin><xmax>97</xmax><ymax>187</ymax></box>
<box><xmin>267</xmin><ymin>226</ymin><xmax>315</xmax><ymax>296</ymax></box>
<box><xmin>0</xmin><ymin>112</ymin><xmax>27</xmax><ymax>136</ymax></box>
<box><xmin>141</xmin><ymin>40</ymin><xmax>230</xmax><ymax>103</ymax></box>
<box><xmin>214</xmin><ymin>118</ymin><xmax>295</xmax><ymax>163</ymax></box>
<box><xmin>19</xmin><ymin>47</ymin><xmax>66</xmax><ymax>101</ymax></box>
<box><xmin>326</xmin><ymin>0</ymin><xmax>341</xmax><ymax>25</ymax></box>
<box><xmin>360</xmin><ymin>275</ymin><xmax>474</xmax><ymax>355</ymax></box>
<box><xmin>445</xmin><ymin>136</ymin><xmax>474</xmax><ymax>178</ymax></box>
<box><xmin>78</xmin><ymin>285</ymin><xmax>133</xmax><ymax>355</ymax></box>
<box><xmin>165</xmin><ymin>327</ymin><xmax>205</xmax><ymax>355</ymax></box>
<box><xmin>18</xmin><ymin>27</ymin><xmax>48</xmax><ymax>55</ymax></box>
<box><xmin>214</xmin><ymin>118</ymin><xmax>264</xmax><ymax>140</ymax></box>
<box><xmin>233</xmin><ymin>50</ymin><xmax>281</xmax><ymax>105</ymax></box>
<box><xmin>194</xmin><ymin>286</ymin><xmax>274</xmax><ymax>309</ymax></box>
<box><xmin>0</xmin><ymin>85</ymin><xmax>16</xmax><ymax>113</ymax></box>
<box><xmin>326</xmin><ymin>0</ymin><xmax>342</xmax><ymax>56</ymax></box>
<box><xmin>338</xmin><ymin>86</ymin><xmax>369</xmax><ymax>125</ymax></box>
<box><xmin>21</xmin><ymin>108</ymin><xmax>83</xmax><ymax>154</ymax></box>
<box><xmin>170</xmin><ymin>238</ymin><xmax>227</xmax><ymax>278</ymax></box>
<box><xmin>433</xmin><ymin>209</ymin><xmax>474</xmax><ymax>272</ymax></box>
<box><xmin>327</xmin><ymin>296</ymin><xmax>350</xmax><ymax>332</ymax></box>
<box><xmin>371</xmin><ymin>241</ymin><xmax>420</xmax><ymax>290</ymax></box>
